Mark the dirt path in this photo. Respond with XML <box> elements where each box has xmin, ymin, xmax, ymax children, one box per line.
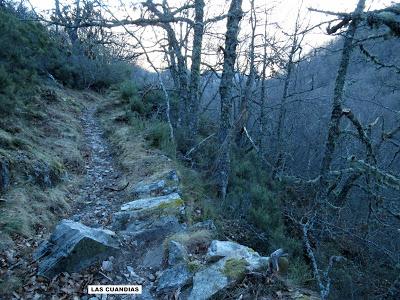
<box><xmin>71</xmin><ymin>107</ymin><xmax>127</xmax><ymax>228</ymax></box>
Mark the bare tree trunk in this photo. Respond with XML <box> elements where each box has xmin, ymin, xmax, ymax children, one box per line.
<box><xmin>259</xmin><ymin>8</ymin><xmax>269</xmax><ymax>157</ymax></box>
<box><xmin>320</xmin><ymin>0</ymin><xmax>366</xmax><ymax>186</ymax></box>
<box><xmin>216</xmin><ymin>0</ymin><xmax>243</xmax><ymax>199</ymax></box>
<box><xmin>144</xmin><ymin>0</ymin><xmax>189</xmax><ymax>128</ymax></box>
<box><xmin>272</xmin><ymin>11</ymin><xmax>302</xmax><ymax>178</ymax></box>
<box><xmin>234</xmin><ymin>0</ymin><xmax>256</xmax><ymax>145</ymax></box>
<box><xmin>187</xmin><ymin>0</ymin><xmax>205</xmax><ymax>142</ymax></box>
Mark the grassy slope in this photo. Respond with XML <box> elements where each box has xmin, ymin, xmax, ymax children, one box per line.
<box><xmin>0</xmin><ymin>85</ymin><xmax>88</xmax><ymax>250</ymax></box>
<box><xmin>98</xmin><ymin>100</ymin><xmax>173</xmax><ymax>184</ymax></box>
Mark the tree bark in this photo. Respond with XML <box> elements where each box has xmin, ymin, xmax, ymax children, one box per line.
<box><xmin>272</xmin><ymin>10</ymin><xmax>303</xmax><ymax>178</ymax></box>
<box><xmin>187</xmin><ymin>0</ymin><xmax>205</xmax><ymax>142</ymax></box>
<box><xmin>216</xmin><ymin>0</ymin><xmax>243</xmax><ymax>199</ymax></box>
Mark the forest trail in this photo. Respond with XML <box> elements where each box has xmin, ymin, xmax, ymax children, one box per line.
<box><xmin>2</xmin><ymin>93</ymin><xmax>318</xmax><ymax>300</ymax></box>
<box><xmin>71</xmin><ymin>107</ymin><xmax>127</xmax><ymax>228</ymax></box>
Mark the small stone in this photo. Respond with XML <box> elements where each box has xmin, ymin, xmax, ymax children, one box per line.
<box><xmin>155</xmin><ymin>271</ymin><xmax>162</xmax><ymax>278</ymax></box>
<box><xmin>101</xmin><ymin>260</ymin><xmax>113</xmax><ymax>272</ymax></box>
<box><xmin>127</xmin><ymin>266</ymin><xmax>139</xmax><ymax>278</ymax></box>
<box><xmin>148</xmin><ymin>274</ymin><xmax>156</xmax><ymax>282</ymax></box>
<box><xmin>5</xmin><ymin>250</ymin><xmax>16</xmax><ymax>264</ymax></box>
<box><xmin>136</xmin><ymin>277</ymin><xmax>145</xmax><ymax>284</ymax></box>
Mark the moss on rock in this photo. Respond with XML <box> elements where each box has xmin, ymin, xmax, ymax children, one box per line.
<box><xmin>223</xmin><ymin>258</ymin><xmax>249</xmax><ymax>280</ymax></box>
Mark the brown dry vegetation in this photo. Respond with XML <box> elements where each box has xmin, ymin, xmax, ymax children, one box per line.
<box><xmin>0</xmin><ymin>86</ymin><xmax>90</xmax><ymax>251</ymax></box>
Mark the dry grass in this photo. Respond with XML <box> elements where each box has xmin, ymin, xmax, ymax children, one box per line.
<box><xmin>163</xmin><ymin>229</ymin><xmax>214</xmax><ymax>255</ymax></box>
<box><xmin>0</xmin><ymin>85</ymin><xmax>86</xmax><ymax>251</ymax></box>
<box><xmin>97</xmin><ymin>96</ymin><xmax>175</xmax><ymax>189</ymax></box>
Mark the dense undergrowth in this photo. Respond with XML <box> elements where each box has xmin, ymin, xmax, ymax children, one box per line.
<box><xmin>0</xmin><ymin>3</ymin><xmax>130</xmax><ymax>114</ymax></box>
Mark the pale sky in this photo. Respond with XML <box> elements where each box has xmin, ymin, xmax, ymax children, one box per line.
<box><xmin>29</xmin><ymin>0</ymin><xmax>396</xmax><ymax>69</ymax></box>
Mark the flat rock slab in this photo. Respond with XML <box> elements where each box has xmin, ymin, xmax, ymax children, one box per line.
<box><xmin>156</xmin><ymin>263</ymin><xmax>192</xmax><ymax>295</ymax></box>
<box><xmin>131</xmin><ymin>170</ymin><xmax>180</xmax><ymax>198</ymax></box>
<box><xmin>132</xmin><ymin>180</ymin><xmax>166</xmax><ymax>198</ymax></box>
<box><xmin>167</xmin><ymin>240</ymin><xmax>188</xmax><ymax>266</ymax></box>
<box><xmin>34</xmin><ymin>219</ymin><xmax>119</xmax><ymax>278</ymax></box>
<box><xmin>121</xmin><ymin>192</ymin><xmax>183</xmax><ymax>212</ymax></box>
<box><xmin>188</xmin><ymin>258</ymin><xmax>230</xmax><ymax>300</ymax></box>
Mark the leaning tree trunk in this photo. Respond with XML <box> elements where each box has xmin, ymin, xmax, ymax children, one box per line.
<box><xmin>216</xmin><ymin>0</ymin><xmax>243</xmax><ymax>199</ymax></box>
<box><xmin>319</xmin><ymin>0</ymin><xmax>366</xmax><ymax>188</ymax></box>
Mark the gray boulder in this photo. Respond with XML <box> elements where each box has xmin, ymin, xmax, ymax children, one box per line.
<box><xmin>121</xmin><ymin>192</ymin><xmax>183</xmax><ymax>213</ymax></box>
<box><xmin>156</xmin><ymin>263</ymin><xmax>192</xmax><ymax>295</ymax></box>
<box><xmin>121</xmin><ymin>216</ymin><xmax>183</xmax><ymax>245</ymax></box>
<box><xmin>34</xmin><ymin>219</ymin><xmax>119</xmax><ymax>278</ymax></box>
<box><xmin>188</xmin><ymin>258</ymin><xmax>230</xmax><ymax>300</ymax></box>
<box><xmin>167</xmin><ymin>240</ymin><xmax>188</xmax><ymax>266</ymax></box>
<box><xmin>188</xmin><ymin>240</ymin><xmax>270</xmax><ymax>299</ymax></box>
<box><xmin>131</xmin><ymin>170</ymin><xmax>180</xmax><ymax>198</ymax></box>
<box><xmin>207</xmin><ymin>240</ymin><xmax>257</xmax><ymax>262</ymax></box>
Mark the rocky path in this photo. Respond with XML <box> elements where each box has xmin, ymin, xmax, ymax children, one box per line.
<box><xmin>71</xmin><ymin>107</ymin><xmax>126</xmax><ymax>228</ymax></box>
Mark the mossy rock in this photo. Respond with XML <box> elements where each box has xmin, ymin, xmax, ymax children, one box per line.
<box><xmin>223</xmin><ymin>258</ymin><xmax>249</xmax><ymax>280</ymax></box>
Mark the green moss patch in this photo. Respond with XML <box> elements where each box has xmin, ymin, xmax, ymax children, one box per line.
<box><xmin>223</xmin><ymin>258</ymin><xmax>249</xmax><ymax>280</ymax></box>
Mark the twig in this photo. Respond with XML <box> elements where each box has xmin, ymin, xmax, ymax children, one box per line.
<box><xmin>99</xmin><ymin>271</ymin><xmax>113</xmax><ymax>282</ymax></box>
<box><xmin>243</xmin><ymin>126</ymin><xmax>259</xmax><ymax>152</ymax></box>
<box><xmin>243</xmin><ymin>126</ymin><xmax>272</xmax><ymax>168</ymax></box>
<box><xmin>184</xmin><ymin>133</ymin><xmax>216</xmax><ymax>159</ymax></box>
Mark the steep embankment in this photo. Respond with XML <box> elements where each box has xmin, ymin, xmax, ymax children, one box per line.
<box><xmin>0</xmin><ymin>87</ymin><xmax>84</xmax><ymax>248</ymax></box>
<box><xmin>0</xmin><ymin>86</ymin><xmax>98</xmax><ymax>293</ymax></box>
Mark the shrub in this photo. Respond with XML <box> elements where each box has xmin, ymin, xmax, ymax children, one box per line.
<box><xmin>130</xmin><ymin>97</ymin><xmax>146</xmax><ymax>115</ymax></box>
<box><xmin>143</xmin><ymin>89</ymin><xmax>164</xmax><ymax>114</ymax></box>
<box><xmin>119</xmin><ymin>80</ymin><xmax>137</xmax><ymax>101</ymax></box>
<box><xmin>145</xmin><ymin>122</ymin><xmax>171</xmax><ymax>148</ymax></box>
